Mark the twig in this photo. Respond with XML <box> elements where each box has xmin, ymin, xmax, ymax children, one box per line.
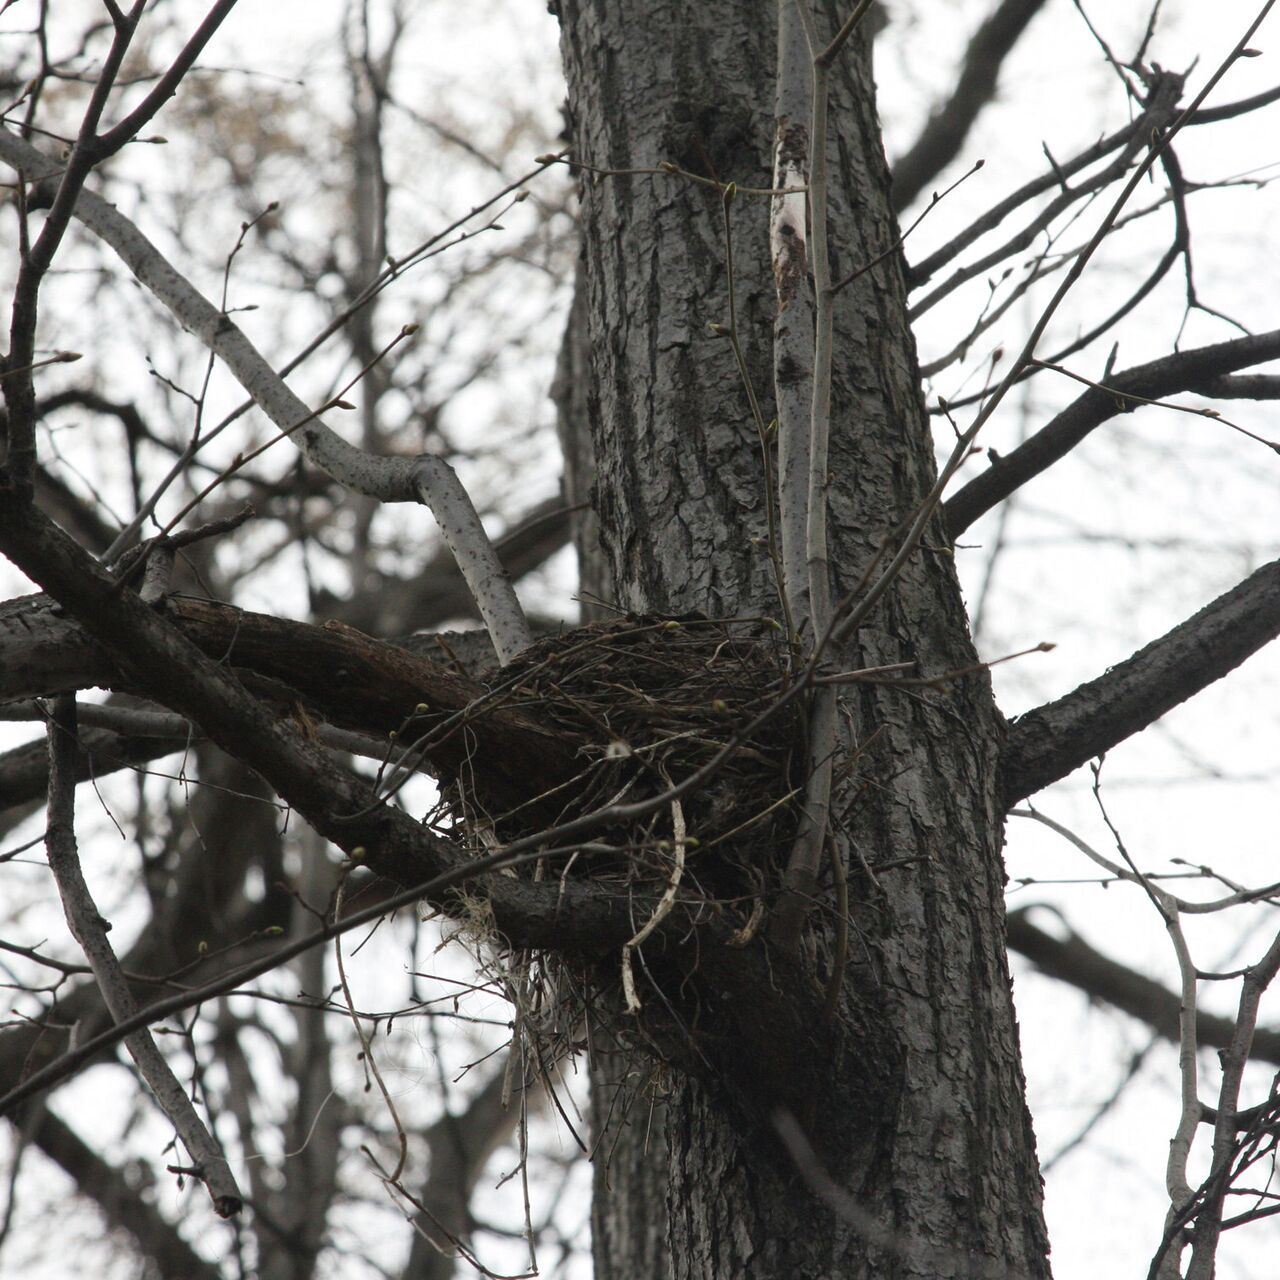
<box><xmin>334</xmin><ymin>873</ymin><xmax>408</xmax><ymax>1184</ymax></box>
<box><xmin>621</xmin><ymin>798</ymin><xmax>686</xmax><ymax>1012</ymax></box>
<box><xmin>1030</xmin><ymin>357</ymin><xmax>1280</xmax><ymax>452</ymax></box>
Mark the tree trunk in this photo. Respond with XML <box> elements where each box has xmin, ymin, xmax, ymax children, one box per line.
<box><xmin>555</xmin><ymin>2</ymin><xmax>1051</xmax><ymax>1276</ymax></box>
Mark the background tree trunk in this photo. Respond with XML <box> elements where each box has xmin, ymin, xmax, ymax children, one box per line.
<box><xmin>556</xmin><ymin>2</ymin><xmax>1051</xmax><ymax>1274</ymax></box>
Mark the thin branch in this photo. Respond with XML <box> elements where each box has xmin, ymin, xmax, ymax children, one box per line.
<box><xmin>44</xmin><ymin>695</ymin><xmax>242</xmax><ymax>1217</ymax></box>
<box><xmin>412</xmin><ymin>456</ymin><xmax>532</xmax><ymax>663</ymax></box>
<box><xmin>97</xmin><ymin>1</ymin><xmax>241</xmax><ymax>156</ymax></box>
<box><xmin>906</xmin><ymin>76</ymin><xmax>1183</xmax><ymax>293</ymax></box>
<box><xmin>945</xmin><ymin>327</ymin><xmax>1280</xmax><ymax>538</ymax></box>
<box><xmin>1000</xmin><ymin>558</ymin><xmax>1280</xmax><ymax>806</ymax></box>
<box><xmin>1187</xmin><ymin>928</ymin><xmax>1280</xmax><ymax>1277</ymax></box>
<box><xmin>892</xmin><ymin>0</ymin><xmax>1049</xmax><ymax>210</ymax></box>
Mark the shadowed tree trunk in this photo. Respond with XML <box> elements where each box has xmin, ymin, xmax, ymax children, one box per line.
<box><xmin>555</xmin><ymin>2</ymin><xmax>1049</xmax><ymax>1275</ymax></box>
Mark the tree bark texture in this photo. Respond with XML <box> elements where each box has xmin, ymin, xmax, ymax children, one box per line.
<box><xmin>556</xmin><ymin>3</ymin><xmax>1050</xmax><ymax>1276</ymax></box>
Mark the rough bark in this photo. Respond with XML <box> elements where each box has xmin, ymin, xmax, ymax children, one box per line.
<box><xmin>556</xmin><ymin>2</ymin><xmax>1049</xmax><ymax>1277</ymax></box>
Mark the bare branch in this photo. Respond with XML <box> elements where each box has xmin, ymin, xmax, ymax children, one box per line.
<box><xmin>892</xmin><ymin>0</ymin><xmax>1050</xmax><ymax>211</ymax></box>
<box><xmin>412</xmin><ymin>456</ymin><xmax>533</xmax><ymax>662</ymax></box>
<box><xmin>1000</xmin><ymin>558</ymin><xmax>1280</xmax><ymax>806</ymax></box>
<box><xmin>44</xmin><ymin>695</ymin><xmax>242</xmax><ymax>1217</ymax></box>
<box><xmin>906</xmin><ymin>75</ymin><xmax>1183</xmax><ymax>295</ymax></box>
<box><xmin>1187</xmin><ymin>928</ymin><xmax>1280</xmax><ymax>1276</ymax></box>
<box><xmin>1007</xmin><ymin>907</ymin><xmax>1280</xmax><ymax>1065</ymax></box>
<box><xmin>0</xmin><ymin>590</ymin><xmax>573</xmax><ymax>813</ymax></box>
<box><xmin>97</xmin><ymin>1</ymin><xmax>241</xmax><ymax>156</ymax></box>
<box><xmin>945</xmin><ymin>328</ymin><xmax>1280</xmax><ymax>539</ymax></box>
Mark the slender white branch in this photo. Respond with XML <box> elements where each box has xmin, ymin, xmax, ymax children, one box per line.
<box><xmin>0</xmin><ymin>128</ymin><xmax>531</xmax><ymax>662</ymax></box>
<box><xmin>772</xmin><ymin>0</ymin><xmax>874</xmax><ymax>949</ymax></box>
<box><xmin>44</xmin><ymin>696</ymin><xmax>242</xmax><ymax>1218</ymax></box>
<box><xmin>1008</xmin><ymin>808</ymin><xmax>1201</xmax><ymax>1274</ymax></box>
<box><xmin>771</xmin><ymin>0</ymin><xmax>815</xmax><ymax>629</ymax></box>
<box><xmin>792</xmin><ymin>0</ymin><xmax>836</xmax><ymax>643</ymax></box>
<box><xmin>1187</xmin><ymin>927</ymin><xmax>1280</xmax><ymax>1279</ymax></box>
<box><xmin>412</xmin><ymin>457</ymin><xmax>532</xmax><ymax>664</ymax></box>
<box><xmin>622</xmin><ymin>798</ymin><xmax>686</xmax><ymax>1012</ymax></box>
<box><xmin>1163</xmin><ymin>900</ymin><xmax>1199</xmax><ymax>1221</ymax></box>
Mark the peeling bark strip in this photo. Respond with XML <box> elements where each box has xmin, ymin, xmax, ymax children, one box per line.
<box><xmin>770</xmin><ymin>0</ymin><xmax>815</xmax><ymax>625</ymax></box>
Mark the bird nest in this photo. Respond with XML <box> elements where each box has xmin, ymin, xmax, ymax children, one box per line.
<box><xmin>446</xmin><ymin>613</ymin><xmax>804</xmax><ymax>911</ymax></box>
<box><xmin>434</xmin><ymin>614</ymin><xmax>806</xmax><ymax>1078</ymax></box>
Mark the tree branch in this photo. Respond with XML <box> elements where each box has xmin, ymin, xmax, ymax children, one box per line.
<box><xmin>945</xmin><ymin>328</ymin><xmax>1280</xmax><ymax>539</ymax></box>
<box><xmin>412</xmin><ymin>456</ymin><xmax>532</xmax><ymax>662</ymax></box>
<box><xmin>0</xmin><ymin>589</ymin><xmax>578</xmax><ymax>817</ymax></box>
<box><xmin>1000</xmin><ymin>558</ymin><xmax>1280</xmax><ymax>805</ymax></box>
<box><xmin>44</xmin><ymin>695</ymin><xmax>242</xmax><ymax>1217</ymax></box>
<box><xmin>325</xmin><ymin>494</ymin><xmax>572</xmax><ymax>636</ymax></box>
<box><xmin>0</xmin><ymin>499</ymin><xmax>698</xmax><ymax>976</ymax></box>
<box><xmin>1007</xmin><ymin>906</ymin><xmax>1280</xmax><ymax>1065</ymax></box>
<box><xmin>0</xmin><ymin>720</ymin><xmax>190</xmax><ymax>839</ymax></box>
<box><xmin>891</xmin><ymin>0</ymin><xmax>1049</xmax><ymax>211</ymax></box>
<box><xmin>906</xmin><ymin>72</ymin><xmax>1184</xmax><ymax>295</ymax></box>
<box><xmin>0</xmin><ymin>128</ymin><xmax>531</xmax><ymax>655</ymax></box>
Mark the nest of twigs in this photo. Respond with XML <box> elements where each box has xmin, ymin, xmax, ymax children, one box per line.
<box><xmin>477</xmin><ymin>614</ymin><xmax>801</xmax><ymax>894</ymax></box>
<box><xmin>433</xmin><ymin>614</ymin><xmax>809</xmax><ymax>1082</ymax></box>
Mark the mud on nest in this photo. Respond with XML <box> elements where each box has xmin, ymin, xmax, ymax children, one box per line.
<box><xmin>444</xmin><ymin>613</ymin><xmax>806</xmax><ymax>913</ymax></box>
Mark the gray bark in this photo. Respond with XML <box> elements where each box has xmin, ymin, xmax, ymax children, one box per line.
<box><xmin>555</xmin><ymin>2</ymin><xmax>1049</xmax><ymax>1276</ymax></box>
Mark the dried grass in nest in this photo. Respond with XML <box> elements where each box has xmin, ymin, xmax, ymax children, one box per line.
<box><xmin>451</xmin><ymin>613</ymin><xmax>804</xmax><ymax>908</ymax></box>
